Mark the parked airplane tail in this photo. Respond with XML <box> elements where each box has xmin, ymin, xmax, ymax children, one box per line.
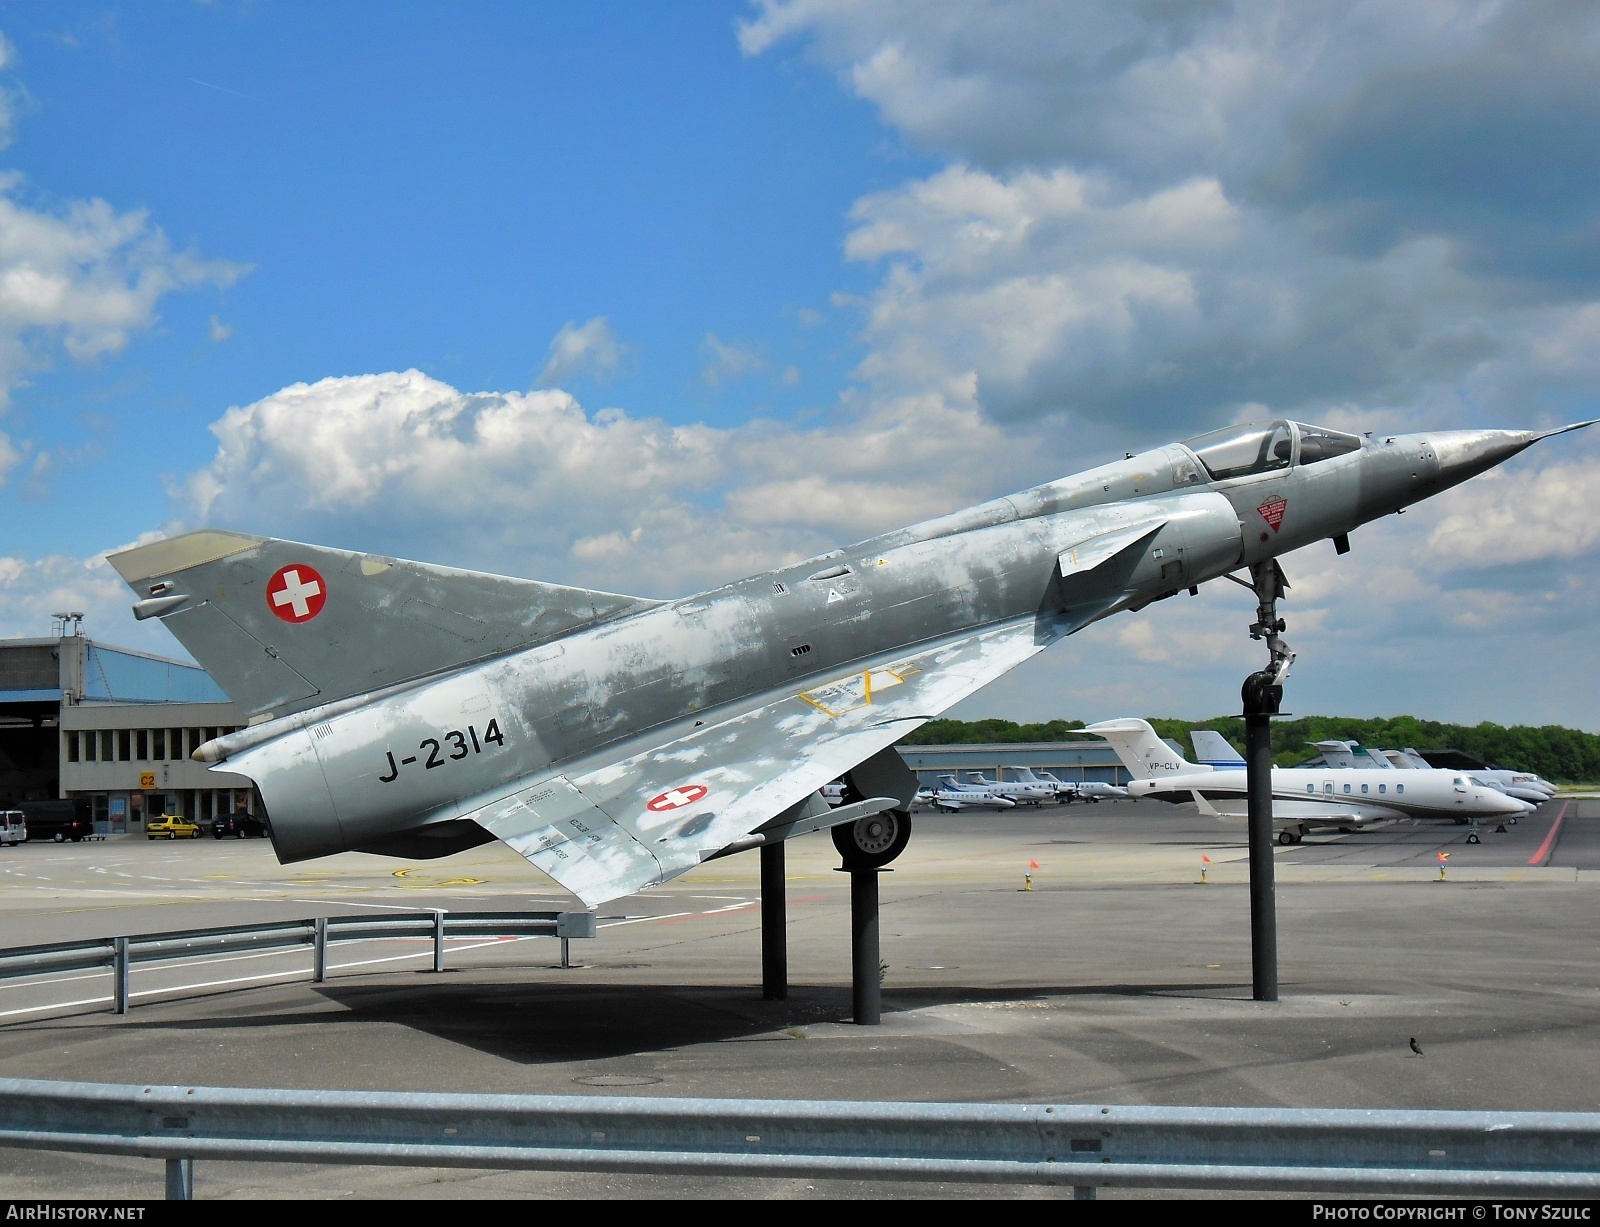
<box><xmin>108</xmin><ymin>530</ymin><xmax>659</xmax><ymax>722</ymax></box>
<box><xmin>1310</xmin><ymin>739</ymin><xmax>1394</xmax><ymax>769</ymax></box>
<box><xmin>1190</xmin><ymin>729</ymin><xmax>1245</xmax><ymax>767</ymax></box>
<box><xmin>1083</xmin><ymin>718</ymin><xmax>1197</xmax><ymax>779</ymax></box>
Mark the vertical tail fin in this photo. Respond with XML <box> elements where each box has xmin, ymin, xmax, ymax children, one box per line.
<box><xmin>1084</xmin><ymin>719</ymin><xmax>1198</xmax><ymax>779</ymax></box>
<box><xmin>1191</xmin><ymin>729</ymin><xmax>1246</xmax><ymax>767</ymax></box>
<box><xmin>107</xmin><ymin>530</ymin><xmax>658</xmax><ymax>721</ymax></box>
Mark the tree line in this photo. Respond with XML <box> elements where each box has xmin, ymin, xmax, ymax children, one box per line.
<box><xmin>898</xmin><ymin>716</ymin><xmax>1600</xmax><ymax>782</ymax></box>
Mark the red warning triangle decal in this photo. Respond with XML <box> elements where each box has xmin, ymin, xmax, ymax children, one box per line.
<box><xmin>1257</xmin><ymin>495</ymin><xmax>1288</xmax><ymax>532</ymax></box>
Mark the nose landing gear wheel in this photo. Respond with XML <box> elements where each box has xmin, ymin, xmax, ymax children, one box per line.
<box><xmin>832</xmin><ymin>810</ymin><xmax>912</xmax><ymax>870</ymax></box>
<box><xmin>1466</xmin><ymin>831</ymin><xmax>1480</xmax><ymax>844</ymax></box>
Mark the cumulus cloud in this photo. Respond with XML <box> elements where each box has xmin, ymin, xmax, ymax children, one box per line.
<box><xmin>536</xmin><ymin>315</ymin><xmax>627</xmax><ymax>387</ymax></box>
<box><xmin>0</xmin><ymin>542</ymin><xmax>178</xmax><ymax>652</ymax></box>
<box><xmin>1428</xmin><ymin>460</ymin><xmax>1600</xmax><ymax>567</ymax></box>
<box><xmin>0</xmin><ymin>179</ymin><xmax>244</xmax><ymax>408</ymax></box>
<box><xmin>18</xmin><ymin>3</ymin><xmax>1600</xmax><ymax>730</ymax></box>
<box><xmin>182</xmin><ymin>369</ymin><xmax>1013</xmax><ymax>596</ymax></box>
<box><xmin>746</xmin><ymin>2</ymin><xmax>1600</xmax><ymax>442</ymax></box>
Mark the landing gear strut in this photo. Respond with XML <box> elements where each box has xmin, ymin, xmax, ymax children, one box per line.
<box><xmin>832</xmin><ymin>809</ymin><xmax>912</xmax><ymax>1026</ymax></box>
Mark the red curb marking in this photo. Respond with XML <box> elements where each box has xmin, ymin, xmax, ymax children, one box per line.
<box><xmin>1527</xmin><ymin>801</ymin><xmax>1569</xmax><ymax>867</ymax></box>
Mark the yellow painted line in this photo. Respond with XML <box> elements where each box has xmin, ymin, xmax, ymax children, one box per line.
<box><xmin>863</xmin><ymin>669</ymin><xmax>873</xmax><ymax>705</ymax></box>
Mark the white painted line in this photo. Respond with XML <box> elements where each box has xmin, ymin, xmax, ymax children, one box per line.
<box><xmin>0</xmin><ymin>995</ymin><xmax>114</xmax><ymax>1020</ymax></box>
<box><xmin>598</xmin><ymin>911</ymin><xmax>695</xmax><ymax>927</ymax></box>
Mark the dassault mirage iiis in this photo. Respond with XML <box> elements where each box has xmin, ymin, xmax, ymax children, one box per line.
<box><xmin>109</xmin><ymin>417</ymin><xmax>1593</xmax><ymax>905</ymax></box>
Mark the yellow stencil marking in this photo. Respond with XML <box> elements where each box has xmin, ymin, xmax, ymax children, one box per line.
<box><xmin>799</xmin><ymin>667</ymin><xmax>912</xmax><ymax>717</ymax></box>
<box><xmin>798</xmin><ymin>691</ymin><xmax>841</xmax><ymax>717</ymax></box>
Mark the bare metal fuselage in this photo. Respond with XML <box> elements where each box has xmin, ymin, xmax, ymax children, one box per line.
<box><xmin>219</xmin><ymin>428</ymin><xmax>1454</xmax><ymax>863</ymax></box>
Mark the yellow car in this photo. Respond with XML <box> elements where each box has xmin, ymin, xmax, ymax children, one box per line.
<box><xmin>146</xmin><ymin>814</ymin><xmax>200</xmax><ymax>840</ymax></box>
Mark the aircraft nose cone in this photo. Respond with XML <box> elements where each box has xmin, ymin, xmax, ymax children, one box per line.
<box><xmin>1425</xmin><ymin>429</ymin><xmax>1539</xmax><ymax>489</ymax></box>
<box><xmin>1489</xmin><ymin>791</ymin><xmax>1529</xmax><ymax>815</ymax></box>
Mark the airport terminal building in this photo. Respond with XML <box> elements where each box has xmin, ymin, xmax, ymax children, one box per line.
<box><xmin>0</xmin><ymin>628</ymin><xmax>258</xmax><ymax>834</ymax></box>
<box><xmin>898</xmin><ymin>742</ymin><xmax>1128</xmax><ymax>787</ymax></box>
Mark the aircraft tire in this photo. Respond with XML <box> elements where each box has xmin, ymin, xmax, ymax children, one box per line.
<box><xmin>833</xmin><ymin>809</ymin><xmax>912</xmax><ymax>870</ymax></box>
<box><xmin>1466</xmin><ymin>832</ymin><xmax>1480</xmax><ymax>844</ymax></box>
<box><xmin>1277</xmin><ymin>829</ymin><xmax>1295</xmax><ymax>846</ymax></box>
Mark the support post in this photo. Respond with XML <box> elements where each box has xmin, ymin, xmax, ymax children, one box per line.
<box><xmin>1242</xmin><ymin>559</ymin><xmax>1292</xmax><ymax>1004</ymax></box>
<box><xmin>850</xmin><ymin>869</ymin><xmax>881</xmax><ymax>1025</ymax></box>
<box><xmin>761</xmin><ymin>841</ymin><xmax>788</xmax><ymax>1001</ymax></box>
<box><xmin>114</xmin><ymin>936</ymin><xmax>129</xmax><ymax>1015</ymax></box>
<box><xmin>313</xmin><ymin>916</ymin><xmax>327</xmax><ymax>983</ymax></box>
<box><xmin>560</xmin><ymin>937</ymin><xmax>570</xmax><ymax>969</ymax></box>
<box><xmin>164</xmin><ymin>1157</ymin><xmax>193</xmax><ymax>1200</ymax></box>
<box><xmin>432</xmin><ymin>909</ymin><xmax>446</xmax><ymax>973</ymax></box>
<box><xmin>1243</xmin><ymin>673</ymin><xmax>1279</xmax><ymax>1003</ymax></box>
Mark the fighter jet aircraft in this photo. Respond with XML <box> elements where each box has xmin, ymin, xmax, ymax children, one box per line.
<box><xmin>1091</xmin><ymin>719</ymin><xmax>1526</xmax><ymax>843</ymax></box>
<box><xmin>108</xmin><ymin>416</ymin><xmax>1591</xmax><ymax>904</ymax></box>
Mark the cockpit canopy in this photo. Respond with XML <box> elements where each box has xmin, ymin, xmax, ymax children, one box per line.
<box><xmin>1180</xmin><ymin>419</ymin><xmax>1363</xmax><ymax>481</ymax></box>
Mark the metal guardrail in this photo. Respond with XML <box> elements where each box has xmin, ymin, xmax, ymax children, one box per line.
<box><xmin>0</xmin><ymin>1079</ymin><xmax>1595</xmax><ymax>1200</ymax></box>
<box><xmin>0</xmin><ymin>910</ymin><xmax>597</xmax><ymax>1015</ymax></box>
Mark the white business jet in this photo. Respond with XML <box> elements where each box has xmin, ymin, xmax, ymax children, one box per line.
<box><xmin>919</xmin><ymin>774</ymin><xmax>1018</xmax><ymax>812</ymax></box>
<box><xmin>1087</xmin><ymin>719</ymin><xmax>1524</xmax><ymax>844</ymax></box>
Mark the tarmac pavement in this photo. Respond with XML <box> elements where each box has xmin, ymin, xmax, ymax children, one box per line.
<box><xmin>0</xmin><ymin>798</ymin><xmax>1594</xmax><ymax>1199</ymax></box>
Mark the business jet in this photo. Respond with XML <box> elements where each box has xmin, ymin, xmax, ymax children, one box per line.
<box><xmin>1089</xmin><ymin>719</ymin><xmax>1525</xmax><ymax>844</ymax></box>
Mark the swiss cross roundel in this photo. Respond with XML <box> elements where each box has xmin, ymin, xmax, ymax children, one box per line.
<box><xmin>646</xmin><ymin>783</ymin><xmax>709</xmax><ymax>812</ymax></box>
<box><xmin>266</xmin><ymin>563</ymin><xmax>327</xmax><ymax>623</ymax></box>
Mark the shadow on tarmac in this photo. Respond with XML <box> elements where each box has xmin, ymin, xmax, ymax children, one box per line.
<box><xmin>131</xmin><ymin>979</ymin><xmax>1244</xmax><ymax>1065</ymax></box>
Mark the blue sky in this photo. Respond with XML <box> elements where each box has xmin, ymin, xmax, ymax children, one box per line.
<box><xmin>2</xmin><ymin>1</ymin><xmax>1599</xmax><ymax>730</ymax></box>
<box><xmin>2</xmin><ymin>1</ymin><xmax>922</xmax><ymax>551</ymax></box>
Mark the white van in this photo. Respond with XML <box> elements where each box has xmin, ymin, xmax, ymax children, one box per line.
<box><xmin>0</xmin><ymin>811</ymin><xmax>25</xmax><ymax>847</ymax></box>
